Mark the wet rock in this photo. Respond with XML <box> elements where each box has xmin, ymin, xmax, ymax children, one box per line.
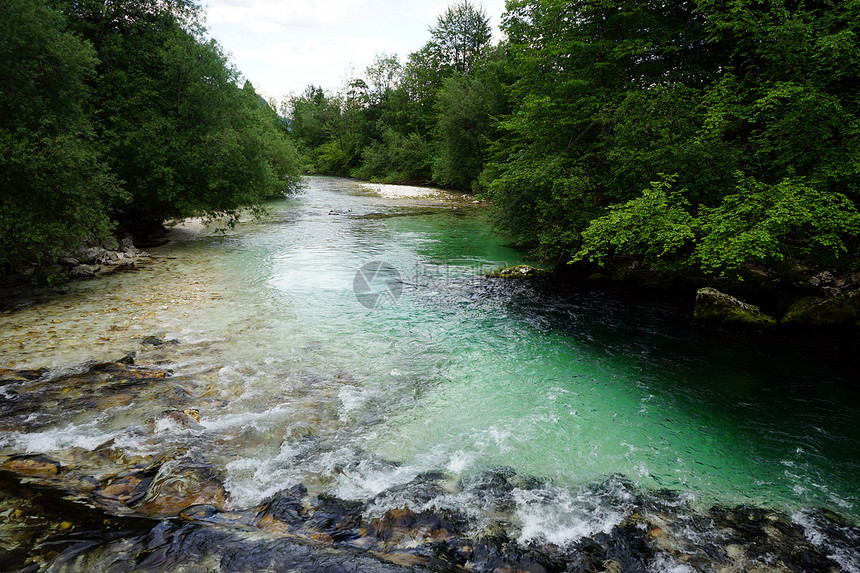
<box><xmin>258</xmin><ymin>484</ymin><xmax>308</xmax><ymax>530</ymax></box>
<box><xmin>457</xmin><ymin>466</ymin><xmax>544</xmax><ymax>514</ymax></box>
<box><xmin>95</xmin><ymin>471</ymin><xmax>155</xmax><ymax>505</ymax></box>
<box><xmin>485</xmin><ymin>265</ymin><xmax>552</xmax><ymax>279</ymax></box>
<box><xmin>117</xmin><ymin>352</ymin><xmax>135</xmax><ymax>365</ymax></box>
<box><xmin>96</xmin><ymin>393</ymin><xmax>135</xmax><ymax>409</ymax></box>
<box><xmin>781</xmin><ymin>296</ymin><xmax>858</xmax><ymax>327</ymax></box>
<box><xmin>180</xmin><ymin>503</ymin><xmax>222</xmax><ymax>521</ymax></box>
<box><xmin>460</xmin><ymin>466</ymin><xmax>543</xmax><ymax>495</ymax></box>
<box><xmin>590</xmin><ymin>522</ymin><xmax>654</xmax><ymax>573</ymax></box>
<box><xmin>137</xmin><ymin>463</ymin><xmax>228</xmax><ymax>517</ymax></box>
<box><xmin>693</xmin><ymin>287</ymin><xmax>776</xmax><ymax>326</ymax></box>
<box><xmin>469</xmin><ymin>529</ymin><xmax>565</xmax><ymax>573</ymax></box>
<box><xmin>70</xmin><ymin>263</ymin><xmax>100</xmax><ymax>278</ymax></box>
<box><xmin>142</xmin><ymin>335</ymin><xmax>164</xmax><ymax>346</ymax></box>
<box><xmin>158</xmin><ymin>409</ymin><xmax>202</xmax><ymax>429</ymax></box>
<box><xmin>23</xmin><ymin>368</ymin><xmax>49</xmax><ymax>379</ymax></box>
<box><xmin>89</xmin><ymin>361</ymin><xmax>169</xmax><ymax>379</ymax></box>
<box><xmin>1</xmin><ymin>455</ymin><xmax>61</xmax><ymax>476</ymax></box>
<box><xmin>0</xmin><ymin>368</ymin><xmax>30</xmax><ymax>385</ymax></box>
<box><xmin>0</xmin><ymin>473</ymin><xmax>154</xmax><ymax>572</ymax></box>
<box><xmin>370</xmin><ymin>506</ymin><xmax>464</xmax><ymax>550</ymax></box>
<box><xmin>709</xmin><ymin>506</ymin><xmax>836</xmax><ymax>571</ymax></box>
<box><xmin>370</xmin><ymin>471</ymin><xmax>451</xmax><ymax>512</ymax></box>
<box><xmin>305</xmin><ymin>493</ymin><xmax>365</xmax><ymax>542</ymax></box>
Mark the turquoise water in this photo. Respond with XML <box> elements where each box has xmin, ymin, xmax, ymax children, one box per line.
<box><xmin>1</xmin><ymin>176</ymin><xmax>858</xmax><ymax>549</ymax></box>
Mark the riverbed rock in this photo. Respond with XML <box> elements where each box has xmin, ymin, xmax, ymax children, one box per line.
<box><xmin>137</xmin><ymin>463</ymin><xmax>228</xmax><ymax>517</ymax></box>
<box><xmin>693</xmin><ymin>287</ymin><xmax>777</xmax><ymax>326</ymax></box>
<box><xmin>70</xmin><ymin>263</ymin><xmax>100</xmax><ymax>278</ymax></box>
<box><xmin>1</xmin><ymin>455</ymin><xmax>61</xmax><ymax>476</ymax></box>
<box><xmin>781</xmin><ymin>296</ymin><xmax>858</xmax><ymax>327</ymax></box>
<box><xmin>95</xmin><ymin>471</ymin><xmax>155</xmax><ymax>505</ymax></box>
<box><xmin>0</xmin><ymin>369</ymin><xmax>29</xmax><ymax>385</ymax></box>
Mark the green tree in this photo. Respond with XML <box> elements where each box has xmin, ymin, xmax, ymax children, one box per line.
<box><xmin>433</xmin><ymin>45</ymin><xmax>511</xmax><ymax>191</ymax></box>
<box><xmin>66</xmin><ymin>0</ymin><xmax>300</xmax><ymax>234</ymax></box>
<box><xmin>573</xmin><ymin>174</ymin><xmax>860</xmax><ymax>276</ymax></box>
<box><xmin>697</xmin><ymin>0</ymin><xmax>860</xmax><ymax>199</ymax></box>
<box><xmin>426</xmin><ymin>0</ymin><xmax>492</xmax><ymax>75</ymax></box>
<box><xmin>0</xmin><ymin>0</ymin><xmax>122</xmax><ymax>277</ymax></box>
<box><xmin>486</xmin><ymin>0</ymin><xmax>727</xmax><ymax>263</ymax></box>
<box><xmin>570</xmin><ymin>0</ymin><xmax>860</xmax><ymax>277</ymax></box>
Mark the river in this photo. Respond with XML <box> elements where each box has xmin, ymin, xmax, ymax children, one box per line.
<box><xmin>1</xmin><ymin>177</ymin><xmax>858</xmax><ymax>571</ymax></box>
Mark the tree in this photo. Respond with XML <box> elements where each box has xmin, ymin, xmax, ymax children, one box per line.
<box><xmin>433</xmin><ymin>45</ymin><xmax>511</xmax><ymax>190</ymax></box>
<box><xmin>697</xmin><ymin>0</ymin><xmax>860</xmax><ymax>200</ymax></box>
<box><xmin>486</xmin><ymin>0</ymin><xmax>727</xmax><ymax>263</ymax></box>
<box><xmin>0</xmin><ymin>0</ymin><xmax>122</xmax><ymax>277</ymax></box>
<box><xmin>66</xmin><ymin>0</ymin><xmax>301</xmax><ymax>233</ymax></box>
<box><xmin>427</xmin><ymin>0</ymin><xmax>492</xmax><ymax>75</ymax></box>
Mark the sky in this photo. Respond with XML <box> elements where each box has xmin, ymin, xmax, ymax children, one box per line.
<box><xmin>202</xmin><ymin>0</ymin><xmax>509</xmax><ymax>104</ymax></box>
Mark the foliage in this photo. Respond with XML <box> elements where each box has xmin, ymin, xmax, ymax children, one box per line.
<box><xmin>694</xmin><ymin>175</ymin><xmax>860</xmax><ymax>273</ymax></box>
<box><xmin>575</xmin><ymin>174</ymin><xmax>860</xmax><ymax>275</ymax></box>
<box><xmin>68</xmin><ymin>0</ymin><xmax>301</xmax><ymax>228</ymax></box>
<box><xmin>286</xmin><ymin>0</ymin><xmax>496</xmax><ymax>190</ymax></box>
<box><xmin>433</xmin><ymin>46</ymin><xmax>511</xmax><ymax>191</ymax></box>
<box><xmin>1</xmin><ymin>0</ymin><xmax>300</xmax><ymax>279</ymax></box>
<box><xmin>0</xmin><ymin>0</ymin><xmax>123</xmax><ymax>275</ymax></box>
<box><xmin>353</xmin><ymin>128</ymin><xmax>433</xmax><ymax>183</ymax></box>
<box><xmin>573</xmin><ymin>176</ymin><xmax>696</xmax><ymax>272</ymax></box>
<box><xmin>426</xmin><ymin>0</ymin><xmax>492</xmax><ymax>75</ymax></box>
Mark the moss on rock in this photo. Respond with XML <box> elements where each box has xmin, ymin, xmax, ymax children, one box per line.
<box><xmin>693</xmin><ymin>287</ymin><xmax>776</xmax><ymax>326</ymax></box>
<box><xmin>781</xmin><ymin>297</ymin><xmax>858</xmax><ymax>327</ymax></box>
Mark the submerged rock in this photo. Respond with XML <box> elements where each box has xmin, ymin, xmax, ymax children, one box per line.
<box><xmin>95</xmin><ymin>470</ymin><xmax>156</xmax><ymax>506</ymax></box>
<box><xmin>693</xmin><ymin>287</ymin><xmax>777</xmax><ymax>326</ymax></box>
<box><xmin>1</xmin><ymin>455</ymin><xmax>61</xmax><ymax>476</ymax></box>
<box><xmin>781</xmin><ymin>296</ymin><xmax>858</xmax><ymax>327</ymax></box>
<box><xmin>137</xmin><ymin>462</ymin><xmax>228</xmax><ymax>517</ymax></box>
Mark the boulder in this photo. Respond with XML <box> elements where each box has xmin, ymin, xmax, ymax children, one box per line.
<box><xmin>70</xmin><ymin>264</ymin><xmax>100</xmax><ymax>278</ymax></box>
<box><xmin>781</xmin><ymin>297</ymin><xmax>858</xmax><ymax>327</ymax></box>
<box><xmin>693</xmin><ymin>288</ymin><xmax>776</xmax><ymax>326</ymax></box>
<box><xmin>485</xmin><ymin>265</ymin><xmax>551</xmax><ymax>279</ymax></box>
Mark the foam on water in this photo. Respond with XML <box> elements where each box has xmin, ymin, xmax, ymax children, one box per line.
<box><xmin>648</xmin><ymin>554</ymin><xmax>697</xmax><ymax>573</ymax></box>
<box><xmin>1</xmin><ymin>422</ymin><xmax>122</xmax><ymax>454</ymax></box>
<box><xmin>794</xmin><ymin>510</ymin><xmax>860</xmax><ymax>573</ymax></box>
<box><xmin>514</xmin><ymin>479</ymin><xmax>635</xmax><ymax>547</ymax></box>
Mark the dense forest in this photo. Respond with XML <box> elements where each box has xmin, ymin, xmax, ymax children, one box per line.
<box><xmin>287</xmin><ymin>0</ymin><xmax>860</xmax><ymax>285</ymax></box>
<box><xmin>3</xmin><ymin>0</ymin><xmax>858</xmax><ymax>290</ymax></box>
<box><xmin>1</xmin><ymin>0</ymin><xmax>301</xmax><ymax>282</ymax></box>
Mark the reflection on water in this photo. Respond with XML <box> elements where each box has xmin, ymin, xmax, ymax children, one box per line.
<box><xmin>1</xmin><ymin>177</ymin><xmax>859</xmax><ymax>570</ymax></box>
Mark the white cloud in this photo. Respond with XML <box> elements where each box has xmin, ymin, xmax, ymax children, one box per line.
<box><xmin>203</xmin><ymin>0</ymin><xmax>508</xmax><ymax>101</ymax></box>
<box><xmin>206</xmin><ymin>0</ymin><xmax>356</xmax><ymax>30</ymax></box>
